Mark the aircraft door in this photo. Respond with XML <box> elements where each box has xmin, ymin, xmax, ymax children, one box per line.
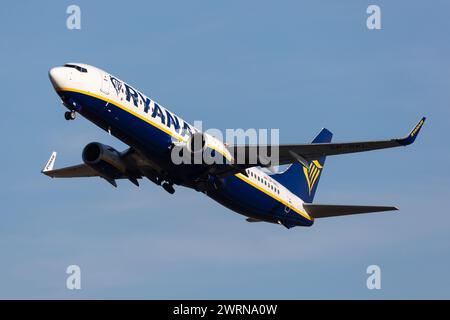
<box><xmin>100</xmin><ymin>74</ymin><xmax>110</xmax><ymax>95</ymax></box>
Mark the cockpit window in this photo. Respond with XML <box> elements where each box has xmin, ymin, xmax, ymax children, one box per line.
<box><xmin>64</xmin><ymin>64</ymin><xmax>88</xmax><ymax>73</ymax></box>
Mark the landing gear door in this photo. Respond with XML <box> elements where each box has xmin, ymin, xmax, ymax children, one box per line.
<box><xmin>100</xmin><ymin>74</ymin><xmax>110</xmax><ymax>95</ymax></box>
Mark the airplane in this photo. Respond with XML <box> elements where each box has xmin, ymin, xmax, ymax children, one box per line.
<box><xmin>42</xmin><ymin>63</ymin><xmax>425</xmax><ymax>229</ymax></box>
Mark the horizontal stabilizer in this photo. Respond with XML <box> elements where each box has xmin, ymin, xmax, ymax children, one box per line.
<box><xmin>303</xmin><ymin>204</ymin><xmax>398</xmax><ymax>219</ymax></box>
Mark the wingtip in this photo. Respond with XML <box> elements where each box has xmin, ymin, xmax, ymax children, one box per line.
<box><xmin>41</xmin><ymin>151</ymin><xmax>57</xmax><ymax>173</ymax></box>
<box><xmin>398</xmin><ymin>117</ymin><xmax>426</xmax><ymax>146</ymax></box>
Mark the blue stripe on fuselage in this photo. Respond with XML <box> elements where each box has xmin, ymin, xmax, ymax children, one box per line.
<box><xmin>59</xmin><ymin>89</ymin><xmax>313</xmax><ymax>227</ymax></box>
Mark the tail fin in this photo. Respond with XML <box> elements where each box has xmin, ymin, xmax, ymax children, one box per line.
<box><xmin>272</xmin><ymin>128</ymin><xmax>333</xmax><ymax>203</ymax></box>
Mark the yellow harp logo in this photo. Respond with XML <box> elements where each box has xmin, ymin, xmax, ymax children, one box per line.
<box><xmin>303</xmin><ymin>160</ymin><xmax>323</xmax><ymax>195</ymax></box>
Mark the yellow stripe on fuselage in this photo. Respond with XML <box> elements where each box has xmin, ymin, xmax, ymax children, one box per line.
<box><xmin>60</xmin><ymin>88</ymin><xmax>233</xmax><ymax>161</ymax></box>
<box><xmin>59</xmin><ymin>87</ymin><xmax>186</xmax><ymax>142</ymax></box>
<box><xmin>59</xmin><ymin>87</ymin><xmax>312</xmax><ymax>222</ymax></box>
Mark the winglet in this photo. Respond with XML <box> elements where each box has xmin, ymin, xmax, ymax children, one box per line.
<box><xmin>42</xmin><ymin>151</ymin><xmax>57</xmax><ymax>173</ymax></box>
<box><xmin>398</xmin><ymin>117</ymin><xmax>426</xmax><ymax>146</ymax></box>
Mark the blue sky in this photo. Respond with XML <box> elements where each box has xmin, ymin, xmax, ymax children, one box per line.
<box><xmin>0</xmin><ymin>0</ymin><xmax>449</xmax><ymax>299</ymax></box>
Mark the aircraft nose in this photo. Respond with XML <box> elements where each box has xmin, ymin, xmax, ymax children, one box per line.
<box><xmin>48</xmin><ymin>67</ymin><xmax>66</xmax><ymax>89</ymax></box>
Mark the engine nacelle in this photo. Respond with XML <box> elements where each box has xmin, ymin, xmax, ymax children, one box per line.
<box><xmin>82</xmin><ymin>142</ymin><xmax>126</xmax><ymax>178</ymax></box>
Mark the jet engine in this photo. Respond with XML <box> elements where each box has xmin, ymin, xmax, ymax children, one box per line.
<box><xmin>82</xmin><ymin>142</ymin><xmax>126</xmax><ymax>179</ymax></box>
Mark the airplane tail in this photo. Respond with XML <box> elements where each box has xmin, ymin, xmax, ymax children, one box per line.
<box><xmin>272</xmin><ymin>128</ymin><xmax>333</xmax><ymax>203</ymax></box>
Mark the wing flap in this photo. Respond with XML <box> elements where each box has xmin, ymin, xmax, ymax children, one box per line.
<box><xmin>303</xmin><ymin>204</ymin><xmax>398</xmax><ymax>219</ymax></box>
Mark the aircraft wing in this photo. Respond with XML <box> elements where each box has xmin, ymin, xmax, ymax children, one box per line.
<box><xmin>41</xmin><ymin>149</ymin><xmax>154</xmax><ymax>187</ymax></box>
<box><xmin>43</xmin><ymin>163</ymin><xmax>98</xmax><ymax>178</ymax></box>
<box><xmin>303</xmin><ymin>204</ymin><xmax>398</xmax><ymax>219</ymax></box>
<box><xmin>226</xmin><ymin>117</ymin><xmax>425</xmax><ymax>167</ymax></box>
<box><xmin>42</xmin><ymin>152</ymin><xmax>98</xmax><ymax>178</ymax></box>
